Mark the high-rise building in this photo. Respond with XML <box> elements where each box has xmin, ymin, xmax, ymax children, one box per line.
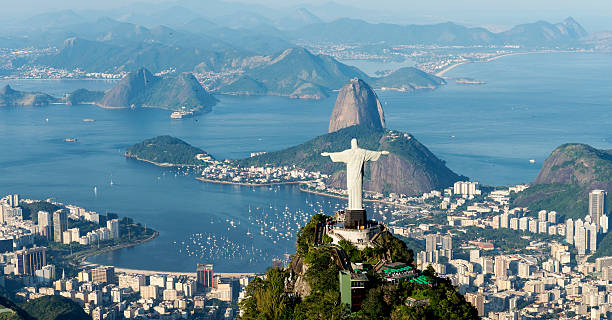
<box><xmin>566</xmin><ymin>218</ymin><xmax>574</xmax><ymax>245</ymax></box>
<box><xmin>106</xmin><ymin>219</ymin><xmax>120</xmax><ymax>239</ymax></box>
<box><xmin>548</xmin><ymin>211</ymin><xmax>557</xmax><ymax>224</ymax></box>
<box><xmin>15</xmin><ymin>246</ymin><xmax>46</xmax><ymax>276</ymax></box>
<box><xmin>482</xmin><ymin>257</ymin><xmax>494</xmax><ymax>275</ymax></box>
<box><xmin>425</xmin><ymin>234</ymin><xmax>437</xmax><ymax>252</ymax></box>
<box><xmin>442</xmin><ymin>235</ymin><xmax>452</xmax><ymax>251</ymax></box>
<box><xmin>52</xmin><ymin>210</ymin><xmax>67</xmax><ymax>243</ymax></box>
<box><xmin>196</xmin><ymin>264</ymin><xmax>214</xmax><ymax>290</ymax></box>
<box><xmin>519</xmin><ymin>217</ymin><xmax>529</xmax><ymax>231</ymax></box>
<box><xmin>601</xmin><ymin>215</ymin><xmax>609</xmax><ymax>234</ymax></box>
<box><xmin>453</xmin><ymin>181</ymin><xmax>480</xmax><ymax>197</ymax></box>
<box><xmin>587</xmin><ymin>222</ymin><xmax>598</xmax><ymax>253</ymax></box>
<box><xmin>575</xmin><ymin>220</ymin><xmax>586</xmax><ymax>255</ymax></box>
<box><xmin>150</xmin><ymin>275</ymin><xmax>166</xmax><ymax>287</ymax></box>
<box><xmin>495</xmin><ymin>256</ymin><xmax>507</xmax><ymax>279</ymax></box>
<box><xmin>500</xmin><ymin>213</ymin><xmax>509</xmax><ymax>229</ymax></box>
<box><xmin>528</xmin><ymin>218</ymin><xmax>538</xmax><ymax>234</ymax></box>
<box><xmin>510</xmin><ymin>218</ymin><xmax>519</xmax><ymax>230</ymax></box>
<box><xmin>590</xmin><ymin>190</ymin><xmax>607</xmax><ymax>230</ymax></box>
<box><xmin>465</xmin><ymin>293</ymin><xmax>485</xmax><ymax>317</ymax></box>
<box><xmin>538</xmin><ymin>221</ymin><xmax>548</xmax><ymax>234</ymax></box>
<box><xmin>538</xmin><ymin>210</ymin><xmax>548</xmax><ymax>222</ymax></box>
<box><xmin>470</xmin><ymin>250</ymin><xmax>480</xmax><ymax>264</ymax></box>
<box><xmin>92</xmin><ymin>266</ymin><xmax>115</xmax><ymax>284</ymax></box>
<box><xmin>141</xmin><ymin>285</ymin><xmax>159</xmax><ymax>300</ymax></box>
<box><xmin>37</xmin><ymin>211</ymin><xmax>53</xmax><ymax>240</ymax></box>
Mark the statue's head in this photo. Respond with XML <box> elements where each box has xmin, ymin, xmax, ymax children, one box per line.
<box><xmin>351</xmin><ymin>138</ymin><xmax>358</xmax><ymax>149</ymax></box>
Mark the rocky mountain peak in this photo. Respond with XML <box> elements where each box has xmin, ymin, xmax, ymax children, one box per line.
<box><xmin>328</xmin><ymin>78</ymin><xmax>385</xmax><ymax>133</ymax></box>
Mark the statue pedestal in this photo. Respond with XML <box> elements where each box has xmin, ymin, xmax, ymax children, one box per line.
<box><xmin>345</xmin><ymin>209</ymin><xmax>367</xmax><ymax>229</ymax></box>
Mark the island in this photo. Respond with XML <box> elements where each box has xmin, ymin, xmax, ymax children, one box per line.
<box><xmin>124</xmin><ymin>135</ymin><xmax>214</xmax><ymax>167</ymax></box>
<box><xmin>455</xmin><ymin>77</ymin><xmax>486</xmax><ymax>85</ymax></box>
<box><xmin>1</xmin><ymin>68</ymin><xmax>218</xmax><ymax>113</ymax></box>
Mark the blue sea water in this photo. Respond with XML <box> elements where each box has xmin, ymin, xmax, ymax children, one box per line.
<box><xmin>0</xmin><ymin>52</ymin><xmax>611</xmax><ymax>272</ymax></box>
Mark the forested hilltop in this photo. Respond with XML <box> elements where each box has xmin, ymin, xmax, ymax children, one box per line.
<box><xmin>125</xmin><ymin>135</ymin><xmax>213</xmax><ymax>166</ymax></box>
<box><xmin>512</xmin><ymin>143</ymin><xmax>612</xmax><ymax>221</ymax></box>
<box><xmin>239</xmin><ymin>214</ymin><xmax>478</xmax><ymax>319</ymax></box>
<box><xmin>0</xmin><ymin>295</ymin><xmax>91</xmax><ymax>320</ymax></box>
<box><xmin>238</xmin><ymin>125</ymin><xmax>465</xmax><ymax>195</ymax></box>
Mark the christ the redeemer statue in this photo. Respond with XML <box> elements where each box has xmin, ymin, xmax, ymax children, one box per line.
<box><xmin>322</xmin><ymin>138</ymin><xmax>389</xmax><ymax>211</ymax></box>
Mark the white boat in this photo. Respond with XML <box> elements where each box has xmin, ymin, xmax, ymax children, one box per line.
<box><xmin>170</xmin><ymin>110</ymin><xmax>194</xmax><ymax>119</ymax></box>
<box><xmin>529</xmin><ymin>159</ymin><xmax>535</xmax><ymax>164</ymax></box>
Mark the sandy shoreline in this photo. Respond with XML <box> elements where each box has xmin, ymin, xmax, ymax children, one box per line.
<box><xmin>298</xmin><ymin>186</ymin><xmax>411</xmax><ymax>209</ymax></box>
<box><xmin>80</xmin><ymin>264</ymin><xmax>260</xmax><ymax>278</ymax></box>
<box><xmin>196</xmin><ymin>177</ymin><xmax>304</xmax><ymax>187</ymax></box>
<box><xmin>435</xmin><ymin>50</ymin><xmax>585</xmax><ymax>78</ymax></box>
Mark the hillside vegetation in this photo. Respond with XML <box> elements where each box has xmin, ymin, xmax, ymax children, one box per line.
<box><xmin>125</xmin><ymin>135</ymin><xmax>212</xmax><ymax>165</ymax></box>
<box><xmin>238</xmin><ymin>125</ymin><xmax>464</xmax><ymax>195</ymax></box>
<box><xmin>512</xmin><ymin>143</ymin><xmax>612</xmax><ymax>220</ymax></box>
<box><xmin>22</xmin><ymin>296</ymin><xmax>91</xmax><ymax>320</ymax></box>
<box><xmin>240</xmin><ymin>214</ymin><xmax>478</xmax><ymax>319</ymax></box>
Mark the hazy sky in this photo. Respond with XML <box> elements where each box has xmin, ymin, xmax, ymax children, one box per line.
<box><xmin>2</xmin><ymin>0</ymin><xmax>611</xmax><ymax>31</ymax></box>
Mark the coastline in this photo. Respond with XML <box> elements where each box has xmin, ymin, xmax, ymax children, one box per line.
<box><xmin>298</xmin><ymin>186</ymin><xmax>411</xmax><ymax>209</ymax></box>
<box><xmin>435</xmin><ymin>62</ymin><xmax>468</xmax><ymax>77</ymax></box>
<box><xmin>77</xmin><ymin>231</ymin><xmax>159</xmax><ymax>265</ymax></box>
<box><xmin>434</xmin><ymin>50</ymin><xmax>588</xmax><ymax>78</ymax></box>
<box><xmin>81</xmin><ymin>265</ymin><xmax>260</xmax><ymax>278</ymax></box>
<box><xmin>125</xmin><ymin>154</ymin><xmax>203</xmax><ymax>167</ymax></box>
<box><xmin>196</xmin><ymin>177</ymin><xmax>304</xmax><ymax>187</ymax></box>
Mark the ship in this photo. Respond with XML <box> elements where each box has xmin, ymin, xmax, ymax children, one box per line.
<box><xmin>64</xmin><ymin>138</ymin><xmax>77</xmax><ymax>142</ymax></box>
<box><xmin>170</xmin><ymin>110</ymin><xmax>194</xmax><ymax>119</ymax></box>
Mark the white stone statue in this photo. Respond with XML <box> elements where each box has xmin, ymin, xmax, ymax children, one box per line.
<box><xmin>321</xmin><ymin>138</ymin><xmax>389</xmax><ymax>210</ymax></box>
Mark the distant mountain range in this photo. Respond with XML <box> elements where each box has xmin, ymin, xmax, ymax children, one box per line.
<box><xmin>290</xmin><ymin>17</ymin><xmax>587</xmax><ymax>46</ymax></box>
<box><xmin>215</xmin><ymin>47</ymin><xmax>445</xmax><ymax>98</ymax></box>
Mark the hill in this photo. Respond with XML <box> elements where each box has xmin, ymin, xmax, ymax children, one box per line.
<box><xmin>216</xmin><ymin>48</ymin><xmax>445</xmax><ymax>99</ymax></box>
<box><xmin>36</xmin><ymin>37</ymin><xmax>236</xmax><ymax>74</ymax></box>
<box><xmin>512</xmin><ymin>143</ymin><xmax>612</xmax><ymax>220</ymax></box>
<box><xmin>99</xmin><ymin>68</ymin><xmax>217</xmax><ymax>111</ymax></box>
<box><xmin>65</xmin><ymin>89</ymin><xmax>104</xmax><ymax>105</ymax></box>
<box><xmin>0</xmin><ymin>296</ymin><xmax>33</xmax><ymax>320</ymax></box>
<box><xmin>22</xmin><ymin>296</ymin><xmax>91</xmax><ymax>320</ymax></box>
<box><xmin>372</xmin><ymin>67</ymin><xmax>446</xmax><ymax>90</ymax></box>
<box><xmin>290</xmin><ymin>17</ymin><xmax>586</xmax><ymax>47</ymax></box>
<box><xmin>239</xmin><ymin>214</ymin><xmax>478</xmax><ymax>319</ymax></box>
<box><xmin>237</xmin><ymin>125</ymin><xmax>465</xmax><ymax>195</ymax></box>
<box><xmin>328</xmin><ymin>78</ymin><xmax>385</xmax><ymax>133</ymax></box>
<box><xmin>217</xmin><ymin>47</ymin><xmax>368</xmax><ymax>99</ymax></box>
<box><xmin>500</xmin><ymin>17</ymin><xmax>587</xmax><ymax>46</ymax></box>
<box><xmin>125</xmin><ymin>135</ymin><xmax>213</xmax><ymax>166</ymax></box>
<box><xmin>0</xmin><ymin>85</ymin><xmax>58</xmax><ymax>107</ymax></box>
